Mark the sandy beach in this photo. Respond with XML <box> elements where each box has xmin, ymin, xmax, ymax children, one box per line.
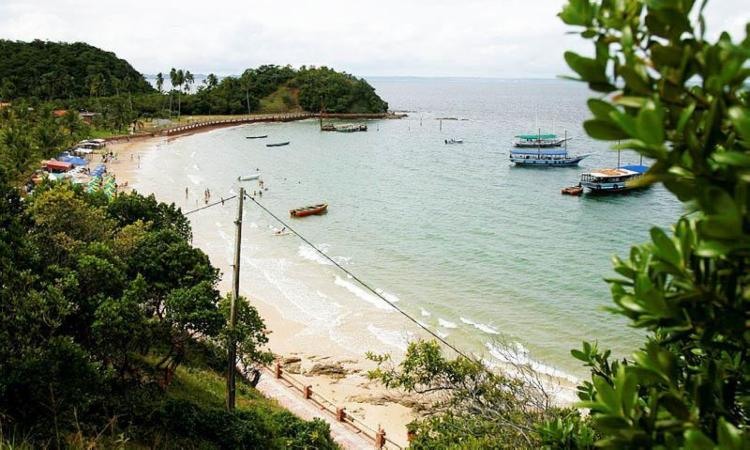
<box><xmin>104</xmin><ymin>132</ymin><xmax>417</xmax><ymax>447</ymax></box>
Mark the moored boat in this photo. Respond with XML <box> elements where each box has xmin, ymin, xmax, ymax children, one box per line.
<box><xmin>246</xmin><ymin>135</ymin><xmax>268</xmax><ymax>139</ymax></box>
<box><xmin>445</xmin><ymin>138</ymin><xmax>463</xmax><ymax>144</ymax></box>
<box><xmin>579</xmin><ymin>165</ymin><xmax>648</xmax><ymax>193</ymax></box>
<box><xmin>290</xmin><ymin>203</ymin><xmax>328</xmax><ymax>217</ymax></box>
<box><xmin>237</xmin><ymin>173</ymin><xmax>261</xmax><ymax>182</ymax></box>
<box><xmin>510</xmin><ymin>130</ymin><xmax>588</xmax><ymax>166</ymax></box>
<box><xmin>266</xmin><ymin>141</ymin><xmax>290</xmax><ymax>147</ymax></box>
<box><xmin>510</xmin><ymin>148</ymin><xmax>590</xmax><ymax>166</ymax></box>
<box><xmin>561</xmin><ymin>185</ymin><xmax>583</xmax><ymax>196</ymax></box>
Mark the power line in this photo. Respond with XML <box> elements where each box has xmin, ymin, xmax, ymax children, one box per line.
<box><xmin>243</xmin><ymin>193</ymin><xmax>473</xmax><ymax>361</ymax></box>
<box><xmin>183</xmin><ymin>195</ymin><xmax>238</xmax><ymax>216</ymax></box>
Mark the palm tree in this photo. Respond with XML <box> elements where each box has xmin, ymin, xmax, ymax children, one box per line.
<box><xmin>240</xmin><ymin>69</ymin><xmax>255</xmax><ymax>115</ymax></box>
<box><xmin>206</xmin><ymin>73</ymin><xmax>218</xmax><ymax>89</ymax></box>
<box><xmin>169</xmin><ymin>68</ymin><xmax>177</xmax><ymax>117</ymax></box>
<box><xmin>184</xmin><ymin>71</ymin><xmax>194</xmax><ymax>92</ymax></box>
<box><xmin>156</xmin><ymin>72</ymin><xmax>164</xmax><ymax>94</ymax></box>
<box><xmin>176</xmin><ymin>69</ymin><xmax>185</xmax><ymax>119</ymax></box>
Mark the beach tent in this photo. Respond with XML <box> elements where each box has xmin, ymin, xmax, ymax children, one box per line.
<box><xmin>58</xmin><ymin>155</ymin><xmax>88</xmax><ymax>166</ymax></box>
<box><xmin>43</xmin><ymin>160</ymin><xmax>73</xmax><ymax>172</ymax></box>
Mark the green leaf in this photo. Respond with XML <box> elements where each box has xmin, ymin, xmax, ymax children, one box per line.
<box><xmin>564</xmin><ymin>51</ymin><xmax>608</xmax><ymax>84</ymax></box>
<box><xmin>676</xmin><ymin>102</ymin><xmax>696</xmax><ymax>133</ymax></box>
<box><xmin>584</xmin><ymin>119</ymin><xmax>629</xmax><ymax>140</ymax></box>
<box><xmin>636</xmin><ymin>101</ymin><xmax>665</xmax><ymax>145</ymax></box>
<box><xmin>717</xmin><ymin>417</ymin><xmax>743</xmax><ymax>450</ymax></box>
<box><xmin>559</xmin><ymin>0</ymin><xmax>593</xmax><ymax>26</ymax></box>
<box><xmin>588</xmin><ymin>98</ymin><xmax>617</xmax><ymax>119</ymax></box>
<box><xmin>684</xmin><ymin>429</ymin><xmax>716</xmax><ymax>450</ymax></box>
<box><xmin>729</xmin><ymin>106</ymin><xmax>750</xmax><ymax>142</ymax></box>
<box><xmin>650</xmin><ymin>227</ymin><xmax>681</xmax><ymax>268</ymax></box>
<box><xmin>712</xmin><ymin>151</ymin><xmax>750</xmax><ymax>168</ymax></box>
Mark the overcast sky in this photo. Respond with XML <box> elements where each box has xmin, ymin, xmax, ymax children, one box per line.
<box><xmin>1</xmin><ymin>0</ymin><xmax>747</xmax><ymax>78</ymax></box>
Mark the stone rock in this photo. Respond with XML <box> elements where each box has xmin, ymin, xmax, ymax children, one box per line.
<box><xmin>308</xmin><ymin>362</ymin><xmax>347</xmax><ymax>378</ymax></box>
<box><xmin>282</xmin><ymin>356</ymin><xmax>302</xmax><ymax>365</ymax></box>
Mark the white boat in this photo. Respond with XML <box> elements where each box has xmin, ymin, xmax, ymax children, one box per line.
<box><xmin>237</xmin><ymin>173</ymin><xmax>261</xmax><ymax>182</ymax></box>
<box><xmin>510</xmin><ymin>148</ymin><xmax>590</xmax><ymax>166</ymax></box>
<box><xmin>579</xmin><ymin>165</ymin><xmax>648</xmax><ymax>193</ymax></box>
<box><xmin>509</xmin><ymin>132</ymin><xmax>589</xmax><ymax>166</ymax></box>
<box><xmin>445</xmin><ymin>138</ymin><xmax>463</xmax><ymax>144</ymax></box>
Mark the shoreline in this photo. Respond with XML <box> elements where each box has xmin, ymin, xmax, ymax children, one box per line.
<box><xmin>104</xmin><ymin>120</ymin><xmax>581</xmax><ymax>446</ymax></box>
<box><xmin>104</xmin><ymin>131</ymin><xmax>417</xmax><ymax>447</ymax></box>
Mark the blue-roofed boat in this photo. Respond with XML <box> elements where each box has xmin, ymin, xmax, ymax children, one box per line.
<box><xmin>579</xmin><ymin>164</ymin><xmax>648</xmax><ymax>193</ymax></box>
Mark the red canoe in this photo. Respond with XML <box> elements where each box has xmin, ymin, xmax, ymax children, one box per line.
<box><xmin>290</xmin><ymin>203</ymin><xmax>328</xmax><ymax>217</ymax></box>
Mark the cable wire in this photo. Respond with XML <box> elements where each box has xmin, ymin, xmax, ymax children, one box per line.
<box><xmin>243</xmin><ymin>193</ymin><xmax>473</xmax><ymax>361</ymax></box>
<box><xmin>183</xmin><ymin>195</ymin><xmax>238</xmax><ymax>216</ymax></box>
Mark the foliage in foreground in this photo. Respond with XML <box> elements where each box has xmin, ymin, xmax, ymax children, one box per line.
<box><xmin>367</xmin><ymin>340</ymin><xmax>597</xmax><ymax>449</ymax></box>
<box><xmin>0</xmin><ymin>179</ymin><xmax>334</xmax><ymax>448</ymax></box>
<box><xmin>559</xmin><ymin>0</ymin><xmax>749</xmax><ymax>447</ymax></box>
<box><xmin>367</xmin><ymin>1</ymin><xmax>749</xmax><ymax>449</ymax></box>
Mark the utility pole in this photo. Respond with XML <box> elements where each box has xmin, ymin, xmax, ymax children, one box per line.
<box><xmin>226</xmin><ymin>186</ymin><xmax>244</xmax><ymax>411</ymax></box>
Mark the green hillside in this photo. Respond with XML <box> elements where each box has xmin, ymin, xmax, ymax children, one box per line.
<box><xmin>0</xmin><ymin>40</ymin><xmax>154</xmax><ymax>100</ymax></box>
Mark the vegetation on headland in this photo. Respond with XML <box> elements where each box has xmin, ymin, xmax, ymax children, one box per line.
<box><xmin>0</xmin><ymin>40</ymin><xmax>389</xmax><ymax>129</ymax></box>
<box><xmin>366</xmin><ymin>1</ymin><xmax>750</xmax><ymax>448</ymax></box>
<box><xmin>0</xmin><ymin>178</ymin><xmax>338</xmax><ymax>448</ymax></box>
<box><xmin>0</xmin><ymin>40</ymin><xmax>154</xmax><ymax>99</ymax></box>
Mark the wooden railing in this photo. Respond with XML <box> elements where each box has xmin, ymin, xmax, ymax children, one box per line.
<box><xmin>266</xmin><ymin>361</ymin><xmax>405</xmax><ymax>449</ymax></box>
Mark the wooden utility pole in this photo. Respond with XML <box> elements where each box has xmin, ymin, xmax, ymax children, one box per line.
<box><xmin>227</xmin><ymin>186</ymin><xmax>244</xmax><ymax>411</ymax></box>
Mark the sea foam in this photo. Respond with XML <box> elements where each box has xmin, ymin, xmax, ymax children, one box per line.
<box><xmin>438</xmin><ymin>318</ymin><xmax>458</xmax><ymax>329</ymax></box>
<box><xmin>485</xmin><ymin>342</ymin><xmax>578</xmax><ymax>384</ymax></box>
<box><xmin>334</xmin><ymin>276</ymin><xmax>392</xmax><ymax>311</ymax></box>
<box><xmin>298</xmin><ymin>244</ymin><xmax>333</xmax><ymax>265</ymax></box>
<box><xmin>367</xmin><ymin>324</ymin><xmax>413</xmax><ymax>352</ymax></box>
<box><xmin>460</xmin><ymin>317</ymin><xmax>499</xmax><ymax>335</ymax></box>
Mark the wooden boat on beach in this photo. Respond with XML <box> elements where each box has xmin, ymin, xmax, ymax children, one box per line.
<box><xmin>246</xmin><ymin>135</ymin><xmax>268</xmax><ymax>139</ymax></box>
<box><xmin>266</xmin><ymin>141</ymin><xmax>290</xmax><ymax>147</ymax></box>
<box><xmin>290</xmin><ymin>203</ymin><xmax>328</xmax><ymax>217</ymax></box>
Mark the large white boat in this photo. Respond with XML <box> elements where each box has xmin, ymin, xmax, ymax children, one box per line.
<box><xmin>579</xmin><ymin>165</ymin><xmax>648</xmax><ymax>193</ymax></box>
<box><xmin>510</xmin><ymin>131</ymin><xmax>589</xmax><ymax>166</ymax></box>
<box><xmin>509</xmin><ymin>148</ymin><xmax>590</xmax><ymax>166</ymax></box>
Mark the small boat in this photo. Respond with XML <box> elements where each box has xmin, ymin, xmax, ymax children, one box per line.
<box><xmin>266</xmin><ymin>141</ymin><xmax>290</xmax><ymax>147</ymax></box>
<box><xmin>246</xmin><ymin>135</ymin><xmax>268</xmax><ymax>139</ymax></box>
<box><xmin>561</xmin><ymin>185</ymin><xmax>583</xmax><ymax>196</ymax></box>
<box><xmin>445</xmin><ymin>138</ymin><xmax>463</xmax><ymax>144</ymax></box>
<box><xmin>290</xmin><ymin>203</ymin><xmax>328</xmax><ymax>217</ymax></box>
<box><xmin>238</xmin><ymin>173</ymin><xmax>261</xmax><ymax>182</ymax></box>
<box><xmin>579</xmin><ymin>165</ymin><xmax>648</xmax><ymax>193</ymax></box>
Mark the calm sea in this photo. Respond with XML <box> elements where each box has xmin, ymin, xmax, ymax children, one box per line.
<box><xmin>134</xmin><ymin>78</ymin><xmax>683</xmax><ymax>381</ymax></box>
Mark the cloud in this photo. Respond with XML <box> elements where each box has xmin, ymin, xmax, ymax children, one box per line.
<box><xmin>0</xmin><ymin>0</ymin><xmax>746</xmax><ymax>78</ymax></box>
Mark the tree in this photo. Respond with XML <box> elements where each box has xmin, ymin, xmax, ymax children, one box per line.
<box><xmin>220</xmin><ymin>295</ymin><xmax>273</xmax><ymax>386</ymax></box>
<box><xmin>559</xmin><ymin>0</ymin><xmax>749</xmax><ymax>447</ymax></box>
<box><xmin>184</xmin><ymin>70</ymin><xmax>194</xmax><ymax>96</ymax></box>
<box><xmin>155</xmin><ymin>72</ymin><xmax>164</xmax><ymax>94</ymax></box>
<box><xmin>169</xmin><ymin>67</ymin><xmax>177</xmax><ymax>116</ymax></box>
<box><xmin>240</xmin><ymin>69</ymin><xmax>255</xmax><ymax>115</ymax></box>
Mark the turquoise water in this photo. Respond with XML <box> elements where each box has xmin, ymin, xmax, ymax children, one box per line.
<box><xmin>135</xmin><ymin>78</ymin><xmax>682</xmax><ymax>380</ymax></box>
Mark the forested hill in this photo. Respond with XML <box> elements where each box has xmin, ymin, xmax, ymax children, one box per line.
<box><xmin>0</xmin><ymin>40</ymin><xmax>154</xmax><ymax>99</ymax></box>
